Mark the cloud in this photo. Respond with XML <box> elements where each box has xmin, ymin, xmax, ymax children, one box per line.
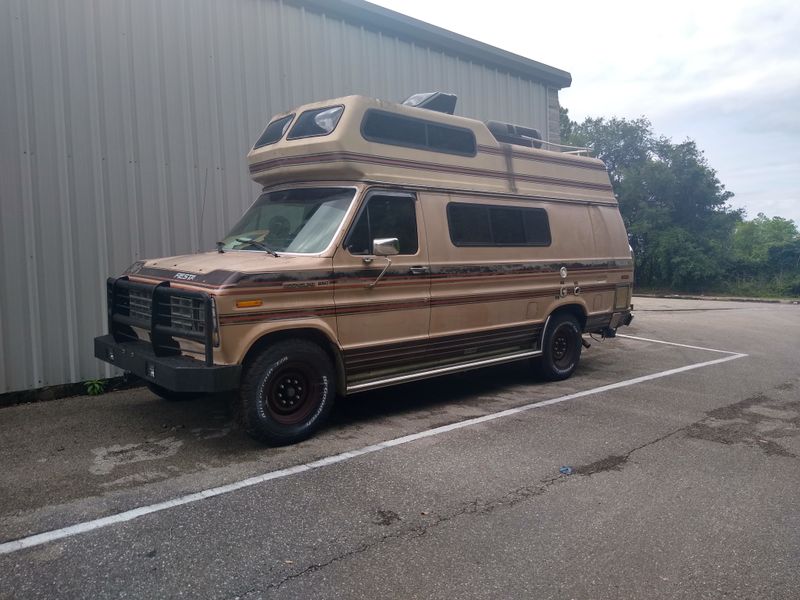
<box><xmin>371</xmin><ymin>0</ymin><xmax>800</xmax><ymax>223</ymax></box>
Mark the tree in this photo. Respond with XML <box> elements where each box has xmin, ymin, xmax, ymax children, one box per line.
<box><xmin>561</xmin><ymin>111</ymin><xmax>742</xmax><ymax>291</ymax></box>
<box><xmin>733</xmin><ymin>213</ymin><xmax>798</xmax><ymax>265</ymax></box>
<box><xmin>731</xmin><ymin>213</ymin><xmax>800</xmax><ymax>293</ymax></box>
<box><xmin>565</xmin><ymin>116</ymin><xmax>654</xmax><ymax>187</ymax></box>
<box><xmin>561</xmin><ymin>108</ymin><xmax>800</xmax><ymax>295</ymax></box>
<box><xmin>559</xmin><ymin>106</ymin><xmax>573</xmax><ymax>142</ymax></box>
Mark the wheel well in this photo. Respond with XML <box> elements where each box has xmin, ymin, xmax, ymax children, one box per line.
<box><xmin>242</xmin><ymin>329</ymin><xmax>346</xmax><ymax>396</ymax></box>
<box><xmin>547</xmin><ymin>304</ymin><xmax>587</xmax><ymax>331</ymax></box>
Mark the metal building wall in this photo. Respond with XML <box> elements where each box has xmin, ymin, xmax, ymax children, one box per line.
<box><xmin>0</xmin><ymin>0</ymin><xmax>559</xmax><ymax>393</ymax></box>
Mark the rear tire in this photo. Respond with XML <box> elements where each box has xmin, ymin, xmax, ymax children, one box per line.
<box><xmin>239</xmin><ymin>339</ymin><xmax>335</xmax><ymax>446</ymax></box>
<box><xmin>146</xmin><ymin>382</ymin><xmax>201</xmax><ymax>402</ymax></box>
<box><xmin>535</xmin><ymin>313</ymin><xmax>583</xmax><ymax>381</ymax></box>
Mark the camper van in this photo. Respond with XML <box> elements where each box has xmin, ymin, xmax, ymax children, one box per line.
<box><xmin>94</xmin><ymin>92</ymin><xmax>634</xmax><ymax>445</ymax></box>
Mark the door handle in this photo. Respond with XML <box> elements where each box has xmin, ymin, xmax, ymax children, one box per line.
<box><xmin>409</xmin><ymin>266</ymin><xmax>429</xmax><ymax>275</ymax></box>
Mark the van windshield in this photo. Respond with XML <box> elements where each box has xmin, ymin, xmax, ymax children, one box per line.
<box><xmin>221</xmin><ymin>187</ymin><xmax>355</xmax><ymax>254</ymax></box>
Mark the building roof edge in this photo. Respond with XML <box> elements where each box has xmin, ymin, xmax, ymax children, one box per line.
<box><xmin>286</xmin><ymin>0</ymin><xmax>572</xmax><ymax>88</ymax></box>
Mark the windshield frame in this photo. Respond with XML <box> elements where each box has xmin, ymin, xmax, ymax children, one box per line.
<box><xmin>222</xmin><ymin>184</ymin><xmax>362</xmax><ymax>257</ymax></box>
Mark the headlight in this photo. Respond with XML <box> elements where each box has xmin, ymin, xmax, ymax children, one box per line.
<box><xmin>166</xmin><ymin>295</ymin><xmax>220</xmax><ymax>346</ymax></box>
<box><xmin>170</xmin><ymin>296</ymin><xmax>202</xmax><ymax>333</ymax></box>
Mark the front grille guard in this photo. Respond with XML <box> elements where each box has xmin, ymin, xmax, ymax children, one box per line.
<box><xmin>107</xmin><ymin>276</ymin><xmax>216</xmax><ymax>366</ymax></box>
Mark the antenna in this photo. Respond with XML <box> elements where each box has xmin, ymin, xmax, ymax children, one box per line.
<box><xmin>197</xmin><ymin>167</ymin><xmax>208</xmax><ymax>251</ymax></box>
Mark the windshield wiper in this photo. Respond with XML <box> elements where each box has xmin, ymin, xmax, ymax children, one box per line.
<box><xmin>235</xmin><ymin>237</ymin><xmax>280</xmax><ymax>257</ymax></box>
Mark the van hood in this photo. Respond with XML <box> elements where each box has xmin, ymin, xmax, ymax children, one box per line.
<box><xmin>127</xmin><ymin>251</ymin><xmax>332</xmax><ymax>288</ymax></box>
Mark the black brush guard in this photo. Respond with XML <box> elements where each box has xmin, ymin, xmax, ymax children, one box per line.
<box><xmin>94</xmin><ymin>277</ymin><xmax>240</xmax><ymax>392</ymax></box>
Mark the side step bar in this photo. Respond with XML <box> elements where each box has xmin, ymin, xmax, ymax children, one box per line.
<box><xmin>346</xmin><ymin>349</ymin><xmax>542</xmax><ymax>394</ymax></box>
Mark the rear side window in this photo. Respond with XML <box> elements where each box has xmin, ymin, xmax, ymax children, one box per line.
<box><xmin>427</xmin><ymin>123</ymin><xmax>475</xmax><ymax>154</ymax></box>
<box><xmin>346</xmin><ymin>194</ymin><xmax>419</xmax><ymax>255</ymax></box>
<box><xmin>361</xmin><ymin>110</ymin><xmax>476</xmax><ymax>156</ymax></box>
<box><xmin>363</xmin><ymin>111</ymin><xmax>426</xmax><ymax>147</ymax></box>
<box><xmin>253</xmin><ymin>114</ymin><xmax>294</xmax><ymax>148</ymax></box>
<box><xmin>447</xmin><ymin>202</ymin><xmax>551</xmax><ymax>247</ymax></box>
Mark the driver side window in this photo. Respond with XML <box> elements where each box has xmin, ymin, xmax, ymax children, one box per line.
<box><xmin>346</xmin><ymin>193</ymin><xmax>419</xmax><ymax>255</ymax></box>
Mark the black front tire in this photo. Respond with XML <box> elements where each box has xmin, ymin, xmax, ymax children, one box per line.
<box><xmin>239</xmin><ymin>339</ymin><xmax>335</xmax><ymax>446</ymax></box>
<box><xmin>146</xmin><ymin>382</ymin><xmax>202</xmax><ymax>402</ymax></box>
<box><xmin>535</xmin><ymin>313</ymin><xmax>583</xmax><ymax>381</ymax></box>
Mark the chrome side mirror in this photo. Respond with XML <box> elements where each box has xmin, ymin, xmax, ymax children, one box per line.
<box><xmin>366</xmin><ymin>238</ymin><xmax>399</xmax><ymax>289</ymax></box>
<box><xmin>373</xmin><ymin>238</ymin><xmax>399</xmax><ymax>256</ymax></box>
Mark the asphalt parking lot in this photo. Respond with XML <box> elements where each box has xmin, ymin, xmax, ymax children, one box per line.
<box><xmin>1</xmin><ymin>296</ymin><xmax>799</xmax><ymax>599</ymax></box>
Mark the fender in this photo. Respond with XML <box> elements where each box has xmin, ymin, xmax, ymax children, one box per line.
<box><xmin>541</xmin><ymin>297</ymin><xmax>590</xmax><ymax>325</ymax></box>
<box><xmin>217</xmin><ymin>318</ymin><xmax>341</xmax><ymax>365</ymax></box>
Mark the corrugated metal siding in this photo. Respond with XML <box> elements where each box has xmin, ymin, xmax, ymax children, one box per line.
<box><xmin>0</xmin><ymin>0</ymin><xmax>556</xmax><ymax>393</ymax></box>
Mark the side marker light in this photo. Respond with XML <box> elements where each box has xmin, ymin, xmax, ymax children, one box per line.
<box><xmin>236</xmin><ymin>299</ymin><xmax>263</xmax><ymax>308</ymax></box>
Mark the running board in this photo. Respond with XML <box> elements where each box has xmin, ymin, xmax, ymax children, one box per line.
<box><xmin>346</xmin><ymin>349</ymin><xmax>542</xmax><ymax>394</ymax></box>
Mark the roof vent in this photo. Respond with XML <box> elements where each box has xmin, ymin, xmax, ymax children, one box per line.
<box><xmin>486</xmin><ymin>120</ymin><xmax>543</xmax><ymax>149</ymax></box>
<box><xmin>401</xmin><ymin>91</ymin><xmax>458</xmax><ymax>115</ymax></box>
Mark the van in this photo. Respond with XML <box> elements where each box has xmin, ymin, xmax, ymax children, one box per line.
<box><xmin>94</xmin><ymin>92</ymin><xmax>634</xmax><ymax>445</ymax></box>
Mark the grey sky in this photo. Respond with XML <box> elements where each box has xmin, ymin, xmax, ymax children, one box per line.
<box><xmin>371</xmin><ymin>0</ymin><xmax>800</xmax><ymax>225</ymax></box>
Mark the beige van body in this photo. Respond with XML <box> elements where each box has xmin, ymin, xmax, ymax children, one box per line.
<box><xmin>95</xmin><ymin>94</ymin><xmax>633</xmax><ymax>444</ymax></box>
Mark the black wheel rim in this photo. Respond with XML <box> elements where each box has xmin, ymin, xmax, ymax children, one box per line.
<box><xmin>263</xmin><ymin>363</ymin><xmax>318</xmax><ymax>425</ymax></box>
<box><xmin>551</xmin><ymin>325</ymin><xmax>578</xmax><ymax>370</ymax></box>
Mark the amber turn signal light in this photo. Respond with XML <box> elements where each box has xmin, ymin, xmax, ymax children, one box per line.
<box><xmin>236</xmin><ymin>299</ymin><xmax>263</xmax><ymax>308</ymax></box>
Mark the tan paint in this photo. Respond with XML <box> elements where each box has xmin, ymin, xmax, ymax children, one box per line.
<box><xmin>117</xmin><ymin>94</ymin><xmax>633</xmax><ymax>391</ymax></box>
<box><xmin>333</xmin><ymin>189</ymin><xmax>430</xmax><ymax>351</ymax></box>
<box><xmin>221</xmin><ymin>318</ymin><xmax>340</xmax><ymax>366</ymax></box>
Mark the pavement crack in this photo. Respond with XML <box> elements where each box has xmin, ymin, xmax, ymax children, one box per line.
<box><xmin>572</xmin><ymin>426</ymin><xmax>685</xmax><ymax>477</ymax></box>
<box><xmin>228</xmin><ymin>386</ymin><xmax>800</xmax><ymax>597</ymax></box>
<box><xmin>258</xmin><ymin>517</ymin><xmax>439</xmax><ymax>595</ymax></box>
<box><xmin>264</xmin><ymin>540</ymin><xmax>374</xmax><ymax>592</ymax></box>
<box><xmin>240</xmin><ymin>476</ymin><xmax>565</xmax><ymax>596</ymax></box>
<box><xmin>234</xmin><ymin>428</ymin><xmax>691</xmax><ymax>596</ymax></box>
<box><xmin>248</xmin><ymin>471</ymin><xmax>579</xmax><ymax>596</ymax></box>
<box><xmin>573</xmin><ymin>453</ymin><xmax>628</xmax><ymax>475</ymax></box>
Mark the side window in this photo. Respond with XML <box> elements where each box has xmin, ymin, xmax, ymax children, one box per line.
<box><xmin>448</xmin><ymin>204</ymin><xmax>491</xmax><ymax>245</ymax></box>
<box><xmin>362</xmin><ymin>111</ymin><xmax>426</xmax><ymax>147</ymax></box>
<box><xmin>490</xmin><ymin>206</ymin><xmax>526</xmax><ymax>245</ymax></box>
<box><xmin>427</xmin><ymin>123</ymin><xmax>475</xmax><ymax>154</ymax></box>
<box><xmin>361</xmin><ymin>110</ymin><xmax>476</xmax><ymax>156</ymax></box>
<box><xmin>253</xmin><ymin>114</ymin><xmax>294</xmax><ymax>149</ymax></box>
<box><xmin>346</xmin><ymin>194</ymin><xmax>419</xmax><ymax>255</ymax></box>
<box><xmin>522</xmin><ymin>208</ymin><xmax>551</xmax><ymax>245</ymax></box>
<box><xmin>447</xmin><ymin>202</ymin><xmax>551</xmax><ymax>247</ymax></box>
<box><xmin>287</xmin><ymin>106</ymin><xmax>344</xmax><ymax>140</ymax></box>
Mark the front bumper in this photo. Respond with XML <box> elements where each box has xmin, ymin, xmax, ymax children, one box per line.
<box><xmin>94</xmin><ymin>335</ymin><xmax>241</xmax><ymax>392</ymax></box>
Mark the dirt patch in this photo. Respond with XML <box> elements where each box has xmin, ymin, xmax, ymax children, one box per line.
<box><xmin>686</xmin><ymin>388</ymin><xmax>799</xmax><ymax>459</ymax></box>
<box><xmin>706</xmin><ymin>394</ymin><xmax>767</xmax><ymax>421</ymax></box>
<box><xmin>573</xmin><ymin>454</ymin><xmax>628</xmax><ymax>476</ymax></box>
<box><xmin>373</xmin><ymin>509</ymin><xmax>401</xmax><ymax>526</ymax></box>
<box><xmin>90</xmin><ymin>437</ymin><xmax>184</xmax><ymax>475</ymax></box>
<box><xmin>686</xmin><ymin>423</ymin><xmax>796</xmax><ymax>458</ymax></box>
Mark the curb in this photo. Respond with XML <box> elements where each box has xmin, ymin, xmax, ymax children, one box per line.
<box><xmin>634</xmin><ymin>293</ymin><xmax>799</xmax><ymax>305</ymax></box>
<box><xmin>0</xmin><ymin>376</ymin><xmax>143</xmax><ymax>409</ymax></box>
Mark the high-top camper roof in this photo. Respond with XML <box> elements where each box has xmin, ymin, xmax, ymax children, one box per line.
<box><xmin>246</xmin><ymin>95</ymin><xmax>615</xmax><ymax>206</ymax></box>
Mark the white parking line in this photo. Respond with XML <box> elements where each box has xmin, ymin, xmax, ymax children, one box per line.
<box><xmin>616</xmin><ymin>333</ymin><xmax>743</xmax><ymax>355</ymax></box>
<box><xmin>0</xmin><ymin>338</ymin><xmax>748</xmax><ymax>556</ymax></box>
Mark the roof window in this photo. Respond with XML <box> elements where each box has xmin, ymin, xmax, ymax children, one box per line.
<box><xmin>361</xmin><ymin>109</ymin><xmax>476</xmax><ymax>156</ymax></box>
